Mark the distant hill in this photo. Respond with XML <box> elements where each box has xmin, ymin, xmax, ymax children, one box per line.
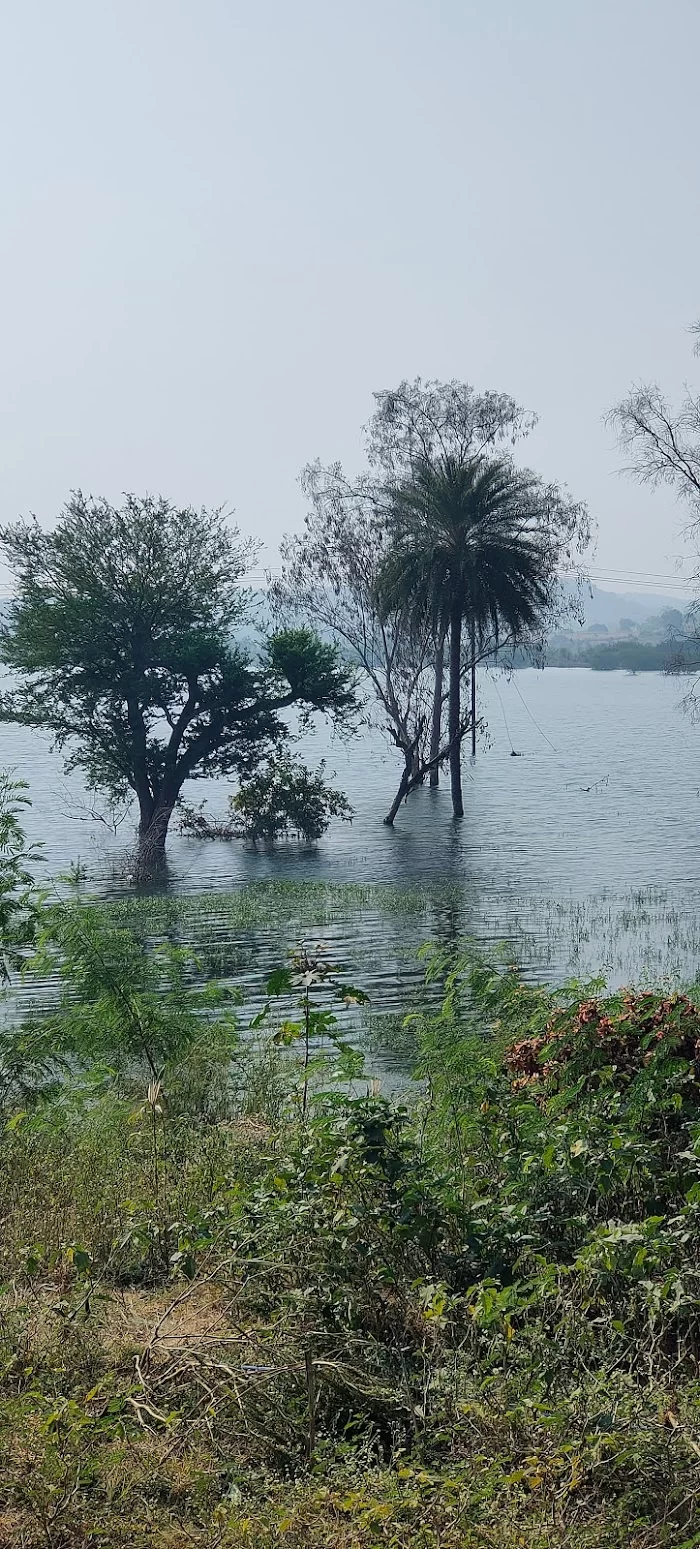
<box><xmin>579</xmin><ymin>585</ymin><xmax>691</xmax><ymax>631</ymax></box>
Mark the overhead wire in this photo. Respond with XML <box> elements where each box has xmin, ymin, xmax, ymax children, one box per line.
<box><xmin>508</xmin><ymin>672</ymin><xmax>558</xmax><ymax>752</ymax></box>
<box><xmin>486</xmin><ymin>669</ymin><xmax>517</xmax><ymax>755</ymax></box>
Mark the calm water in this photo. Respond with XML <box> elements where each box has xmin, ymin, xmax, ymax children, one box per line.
<box><xmin>8</xmin><ymin>669</ymin><xmax>700</xmax><ymax>1019</ymax></box>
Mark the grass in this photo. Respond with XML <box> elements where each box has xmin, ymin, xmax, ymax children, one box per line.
<box><xmin>5</xmin><ymin>933</ymin><xmax>700</xmax><ymax>1545</ymax></box>
<box><xmin>51</xmin><ymin>877</ymin><xmax>700</xmax><ymax>1013</ymax></box>
<box><xmin>86</xmin><ymin>879</ymin><xmax>461</xmax><ymax>926</ymax></box>
<box><xmin>1</xmin><ymin>1123</ymin><xmax>695</xmax><ymax>1548</ymax></box>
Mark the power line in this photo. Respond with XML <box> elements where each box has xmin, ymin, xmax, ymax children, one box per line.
<box><xmin>587</xmin><ymin>567</ymin><xmax>695</xmax><ymax>592</ymax></box>
<box><xmin>508</xmin><ymin>673</ymin><xmax>558</xmax><ymax>752</ymax></box>
<box><xmin>588</xmin><ymin>565</ymin><xmax>692</xmax><ymax>580</ymax></box>
<box><xmin>487</xmin><ymin>669</ymin><xmax>517</xmax><ymax>755</ymax></box>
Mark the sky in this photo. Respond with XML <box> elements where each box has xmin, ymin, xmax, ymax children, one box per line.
<box><xmin>1</xmin><ymin>0</ymin><xmax>699</xmax><ymax>596</ymax></box>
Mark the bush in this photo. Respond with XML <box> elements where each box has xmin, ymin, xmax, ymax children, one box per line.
<box><xmin>179</xmin><ymin>754</ymin><xmax>353</xmax><ymax>843</ymax></box>
<box><xmin>5</xmin><ymin>901</ymin><xmax>700</xmax><ymax>1545</ymax></box>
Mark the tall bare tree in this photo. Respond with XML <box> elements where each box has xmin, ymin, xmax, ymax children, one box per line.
<box><xmin>607</xmin><ymin>324</ymin><xmax>700</xmax><ymax>706</ymax></box>
<box><xmin>271</xmin><ymin>463</ymin><xmax>437</xmax><ymax>825</ymax></box>
<box><xmin>607</xmin><ymin>324</ymin><xmax>700</xmax><ymax>524</ymax></box>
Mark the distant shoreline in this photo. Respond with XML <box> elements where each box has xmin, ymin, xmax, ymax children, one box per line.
<box><xmin>507</xmin><ymin>640</ymin><xmax>700</xmax><ymax>673</ymax></box>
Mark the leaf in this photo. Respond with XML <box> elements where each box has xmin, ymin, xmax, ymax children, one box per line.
<box><xmin>337</xmin><ymin>984</ymin><xmax>370</xmax><ymax>1006</ymax></box>
<box><xmin>273</xmin><ymin>1020</ymin><xmax>302</xmax><ymax>1046</ymax></box>
<box><xmin>267</xmin><ymin>969</ymin><xmax>293</xmax><ymax>996</ymax></box>
<box><xmin>69</xmin><ymin>1247</ymin><xmax>93</xmax><ymax>1275</ymax></box>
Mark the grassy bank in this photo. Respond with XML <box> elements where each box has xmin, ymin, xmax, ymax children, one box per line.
<box><xmin>3</xmin><ymin>900</ymin><xmax>700</xmax><ymax>1546</ymax></box>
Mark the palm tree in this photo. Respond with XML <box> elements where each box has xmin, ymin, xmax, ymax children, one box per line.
<box><xmin>377</xmin><ymin>454</ymin><xmax>554</xmax><ymax>817</ymax></box>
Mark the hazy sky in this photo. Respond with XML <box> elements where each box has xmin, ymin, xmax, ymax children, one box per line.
<box><xmin>2</xmin><ymin>0</ymin><xmax>699</xmax><ymax>595</ymax></box>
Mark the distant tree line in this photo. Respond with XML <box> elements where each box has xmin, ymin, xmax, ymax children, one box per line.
<box><xmin>543</xmin><ymin>639</ymin><xmax>700</xmax><ymax>672</ymax></box>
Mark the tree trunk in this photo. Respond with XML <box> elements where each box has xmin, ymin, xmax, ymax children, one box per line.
<box><xmin>429</xmin><ymin>633</ymin><xmax>445</xmax><ymax>788</ymax></box>
<box><xmin>384</xmin><ymin>718</ymin><xmax>428</xmax><ymax>824</ymax></box>
<box><xmin>470</xmin><ymin>617</ymin><xmax>477</xmax><ymax>759</ymax></box>
<box><xmin>384</xmin><ymin>740</ymin><xmax>415</xmax><ymax>825</ymax></box>
<box><xmin>383</xmin><ymin>770</ymin><xmax>410</xmax><ymax>826</ymax></box>
<box><xmin>449</xmin><ymin>606</ymin><xmax>464</xmax><ymax>818</ymax></box>
<box><xmin>135</xmin><ymin>795</ymin><xmax>176</xmax><ymax>880</ymax></box>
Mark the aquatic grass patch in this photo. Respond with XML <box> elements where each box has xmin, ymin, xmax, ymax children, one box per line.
<box><xmin>470</xmin><ymin>885</ymin><xmax>700</xmax><ymax>989</ymax></box>
<box><xmin>58</xmin><ymin>877</ymin><xmax>700</xmax><ymax>999</ymax></box>
<box><xmin>9</xmin><ymin>882</ymin><xmax>456</xmax><ymax>1031</ymax></box>
<box><xmin>88</xmin><ymin>879</ymin><xmax>469</xmax><ymax>933</ymax></box>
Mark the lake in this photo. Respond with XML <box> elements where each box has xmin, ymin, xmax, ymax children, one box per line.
<box><xmin>6</xmin><ymin>668</ymin><xmax>700</xmax><ymax>1055</ymax></box>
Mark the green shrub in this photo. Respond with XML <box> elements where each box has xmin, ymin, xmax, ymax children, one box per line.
<box><xmin>179</xmin><ymin>753</ymin><xmax>353</xmax><ymax>843</ymax></box>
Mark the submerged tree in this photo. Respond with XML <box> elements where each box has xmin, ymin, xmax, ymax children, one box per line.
<box><xmin>272</xmin><ymin>463</ymin><xmax>437</xmax><ymax>824</ymax></box>
<box><xmin>0</xmin><ymin>494</ymin><xmax>357</xmax><ymax>877</ymax></box>
<box><xmin>274</xmin><ymin>380</ymin><xmax>550</xmax><ymax>823</ymax></box>
<box><xmin>607</xmin><ymin>323</ymin><xmax>700</xmax><ymax>705</ymax></box>
<box><xmin>378</xmin><ymin>454</ymin><xmax>590</xmax><ymax>817</ymax></box>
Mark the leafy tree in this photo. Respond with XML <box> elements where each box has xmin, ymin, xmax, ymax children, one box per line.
<box><xmin>378</xmin><ymin>454</ymin><xmax>588</xmax><ymax>816</ymax></box>
<box><xmin>658</xmin><ymin>607</ymin><xmax>685</xmax><ymax>636</ymax></box>
<box><xmin>0</xmin><ymin>494</ymin><xmax>358</xmax><ymax>876</ymax></box>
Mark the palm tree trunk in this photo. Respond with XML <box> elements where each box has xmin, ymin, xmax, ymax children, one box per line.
<box><xmin>429</xmin><ymin>632</ymin><xmax>445</xmax><ymax>788</ymax></box>
<box><xmin>448</xmin><ymin>605</ymin><xmax>464</xmax><ymax>818</ymax></box>
<box><xmin>470</xmin><ymin>617</ymin><xmax>477</xmax><ymax>758</ymax></box>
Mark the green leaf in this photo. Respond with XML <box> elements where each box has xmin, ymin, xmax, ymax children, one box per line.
<box><xmin>5</xmin><ymin>1110</ymin><xmax>27</xmax><ymax>1132</ymax></box>
<box><xmin>273</xmin><ymin>1020</ymin><xmax>302</xmax><ymax>1046</ymax></box>
<box><xmin>267</xmin><ymin>969</ymin><xmax>293</xmax><ymax>996</ymax></box>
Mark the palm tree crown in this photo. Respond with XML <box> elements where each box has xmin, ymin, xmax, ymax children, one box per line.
<box><xmin>377</xmin><ymin>453</ymin><xmax>556</xmax><ymax>816</ymax></box>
